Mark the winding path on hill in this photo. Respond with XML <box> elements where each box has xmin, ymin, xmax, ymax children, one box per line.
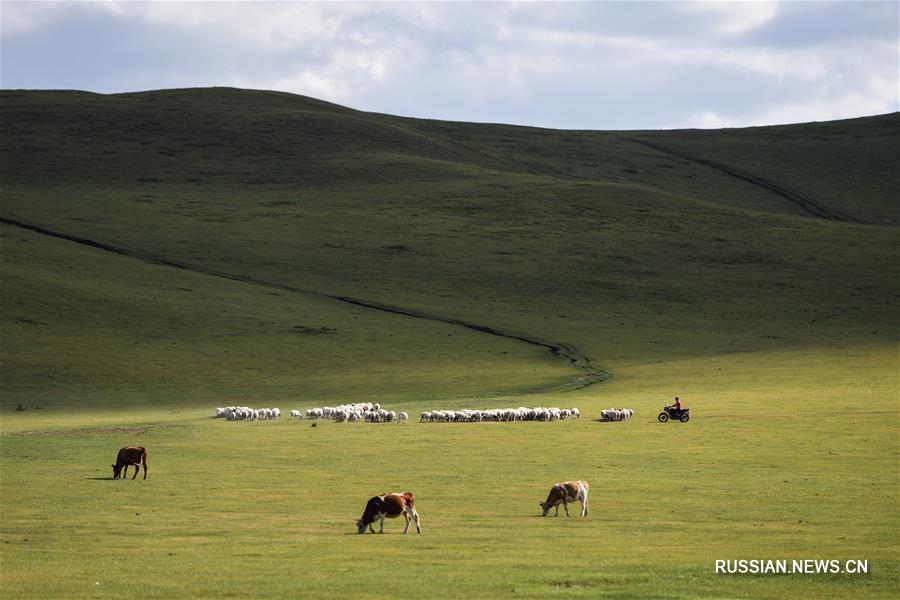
<box><xmin>625</xmin><ymin>138</ymin><xmax>849</xmax><ymax>222</ymax></box>
<box><xmin>1</xmin><ymin>214</ymin><xmax>607</xmax><ymax>394</ymax></box>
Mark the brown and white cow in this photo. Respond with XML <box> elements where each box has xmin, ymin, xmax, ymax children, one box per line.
<box><xmin>112</xmin><ymin>446</ymin><xmax>148</xmax><ymax>480</ymax></box>
<box><xmin>539</xmin><ymin>480</ymin><xmax>588</xmax><ymax>517</ymax></box>
<box><xmin>356</xmin><ymin>492</ymin><xmax>421</xmax><ymax>534</ymax></box>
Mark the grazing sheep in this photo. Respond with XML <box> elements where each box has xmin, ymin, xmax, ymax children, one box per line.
<box><xmin>221</xmin><ymin>402</ymin><xmax>401</xmax><ymax>425</ymax></box>
<box><xmin>419</xmin><ymin>406</ymin><xmax>581</xmax><ymax>423</ymax></box>
<box><xmin>599</xmin><ymin>408</ymin><xmax>634</xmax><ymax>422</ymax></box>
<box><xmin>397</xmin><ymin>412</ymin><xmax>408</xmax><ymax>423</ymax></box>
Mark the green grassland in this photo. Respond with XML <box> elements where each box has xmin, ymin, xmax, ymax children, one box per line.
<box><xmin>1</xmin><ymin>88</ymin><xmax>897</xmax><ymax>598</ymax></box>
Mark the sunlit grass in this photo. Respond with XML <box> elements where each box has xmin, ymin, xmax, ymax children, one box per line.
<box><xmin>0</xmin><ymin>89</ymin><xmax>897</xmax><ymax>598</ymax></box>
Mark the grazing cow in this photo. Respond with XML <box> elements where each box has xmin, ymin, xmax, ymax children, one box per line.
<box><xmin>356</xmin><ymin>492</ymin><xmax>421</xmax><ymax>534</ymax></box>
<box><xmin>539</xmin><ymin>480</ymin><xmax>588</xmax><ymax>517</ymax></box>
<box><xmin>112</xmin><ymin>446</ymin><xmax>148</xmax><ymax>480</ymax></box>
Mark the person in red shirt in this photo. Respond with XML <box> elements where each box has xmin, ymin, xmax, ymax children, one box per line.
<box><xmin>667</xmin><ymin>397</ymin><xmax>683</xmax><ymax>411</ymax></box>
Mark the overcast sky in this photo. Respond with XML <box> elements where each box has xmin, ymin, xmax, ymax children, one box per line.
<box><xmin>2</xmin><ymin>1</ymin><xmax>897</xmax><ymax>130</ymax></box>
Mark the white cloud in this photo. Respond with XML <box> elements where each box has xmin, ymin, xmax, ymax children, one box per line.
<box><xmin>673</xmin><ymin>80</ymin><xmax>898</xmax><ymax>130</ymax></box>
<box><xmin>257</xmin><ymin>70</ymin><xmax>350</xmax><ymax>101</ymax></box>
<box><xmin>233</xmin><ymin>30</ymin><xmax>427</xmax><ymax>103</ymax></box>
<box><xmin>679</xmin><ymin>1</ymin><xmax>780</xmax><ymax>36</ymax></box>
<box><xmin>1</xmin><ymin>1</ymin><xmax>67</xmax><ymax>35</ymax></box>
<box><xmin>2</xmin><ymin>1</ymin><xmax>896</xmax><ymax>129</ymax></box>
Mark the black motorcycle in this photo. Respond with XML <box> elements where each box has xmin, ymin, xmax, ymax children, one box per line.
<box><xmin>658</xmin><ymin>406</ymin><xmax>690</xmax><ymax>423</ymax></box>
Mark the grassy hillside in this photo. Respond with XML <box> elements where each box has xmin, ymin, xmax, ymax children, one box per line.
<box><xmin>1</xmin><ymin>89</ymin><xmax>895</xmax><ymax>387</ymax></box>
<box><xmin>0</xmin><ymin>88</ymin><xmax>897</xmax><ymax>598</ymax></box>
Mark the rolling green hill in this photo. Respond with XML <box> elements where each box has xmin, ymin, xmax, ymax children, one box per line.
<box><xmin>0</xmin><ymin>88</ymin><xmax>896</xmax><ymax>410</ymax></box>
<box><xmin>1</xmin><ymin>88</ymin><xmax>897</xmax><ymax>599</ymax></box>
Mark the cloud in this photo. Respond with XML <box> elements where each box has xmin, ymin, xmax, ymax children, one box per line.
<box><xmin>1</xmin><ymin>1</ymin><xmax>897</xmax><ymax>129</ymax></box>
<box><xmin>672</xmin><ymin>67</ymin><xmax>899</xmax><ymax>129</ymax></box>
<box><xmin>678</xmin><ymin>1</ymin><xmax>780</xmax><ymax>36</ymax></box>
<box><xmin>0</xmin><ymin>1</ymin><xmax>62</xmax><ymax>35</ymax></box>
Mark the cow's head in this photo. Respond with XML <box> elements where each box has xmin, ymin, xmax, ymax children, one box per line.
<box><xmin>111</xmin><ymin>464</ymin><xmax>122</xmax><ymax>479</ymax></box>
<box><xmin>356</xmin><ymin>519</ymin><xmax>368</xmax><ymax>534</ymax></box>
<box><xmin>539</xmin><ymin>501</ymin><xmax>551</xmax><ymax>517</ymax></box>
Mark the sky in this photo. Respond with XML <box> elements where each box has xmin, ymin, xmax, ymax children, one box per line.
<box><xmin>1</xmin><ymin>1</ymin><xmax>898</xmax><ymax>130</ymax></box>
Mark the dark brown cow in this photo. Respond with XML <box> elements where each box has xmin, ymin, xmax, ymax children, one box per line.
<box><xmin>356</xmin><ymin>492</ymin><xmax>421</xmax><ymax>534</ymax></box>
<box><xmin>112</xmin><ymin>446</ymin><xmax>148</xmax><ymax>480</ymax></box>
<box><xmin>539</xmin><ymin>480</ymin><xmax>588</xmax><ymax>517</ymax></box>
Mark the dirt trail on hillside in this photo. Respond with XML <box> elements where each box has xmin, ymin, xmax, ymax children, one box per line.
<box><xmin>625</xmin><ymin>138</ymin><xmax>849</xmax><ymax>222</ymax></box>
<box><xmin>1</xmin><ymin>214</ymin><xmax>608</xmax><ymax>394</ymax></box>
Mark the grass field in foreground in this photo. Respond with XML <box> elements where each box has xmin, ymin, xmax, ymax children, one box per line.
<box><xmin>2</xmin><ymin>344</ymin><xmax>897</xmax><ymax>599</ymax></box>
<box><xmin>0</xmin><ymin>89</ymin><xmax>897</xmax><ymax>598</ymax></box>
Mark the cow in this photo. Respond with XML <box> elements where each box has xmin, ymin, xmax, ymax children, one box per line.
<box><xmin>356</xmin><ymin>492</ymin><xmax>421</xmax><ymax>534</ymax></box>
<box><xmin>112</xmin><ymin>446</ymin><xmax>148</xmax><ymax>480</ymax></box>
<box><xmin>539</xmin><ymin>480</ymin><xmax>588</xmax><ymax>517</ymax></box>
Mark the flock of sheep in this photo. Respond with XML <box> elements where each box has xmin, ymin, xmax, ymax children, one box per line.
<box><xmin>599</xmin><ymin>408</ymin><xmax>635</xmax><ymax>422</ymax></box>
<box><xmin>215</xmin><ymin>404</ymin><xmax>637</xmax><ymax>424</ymax></box>
<box><xmin>215</xmin><ymin>406</ymin><xmax>281</xmax><ymax>421</ymax></box>
<box><xmin>420</xmin><ymin>406</ymin><xmax>580</xmax><ymax>423</ymax></box>
<box><xmin>300</xmin><ymin>403</ymin><xmax>409</xmax><ymax>423</ymax></box>
<box><xmin>215</xmin><ymin>403</ymin><xmax>410</xmax><ymax>424</ymax></box>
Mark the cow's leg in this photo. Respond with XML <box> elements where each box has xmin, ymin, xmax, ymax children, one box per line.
<box><xmin>368</xmin><ymin>522</ymin><xmax>375</xmax><ymax>534</ymax></box>
<box><xmin>379</xmin><ymin>515</ymin><xmax>385</xmax><ymax>534</ymax></box>
<box><xmin>554</xmin><ymin>502</ymin><xmax>560</xmax><ymax>517</ymax></box>
<box><xmin>121</xmin><ymin>464</ymin><xmax>129</xmax><ymax>479</ymax></box>
<box><xmin>402</xmin><ymin>512</ymin><xmax>411</xmax><ymax>534</ymax></box>
<box><xmin>580</xmin><ymin>489</ymin><xmax>588</xmax><ymax>517</ymax></box>
<box><xmin>410</xmin><ymin>508</ymin><xmax>421</xmax><ymax>534</ymax></box>
<box><xmin>562</xmin><ymin>499</ymin><xmax>570</xmax><ymax>517</ymax></box>
<box><xmin>131</xmin><ymin>464</ymin><xmax>139</xmax><ymax>479</ymax></box>
<box><xmin>142</xmin><ymin>460</ymin><xmax>148</xmax><ymax>480</ymax></box>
